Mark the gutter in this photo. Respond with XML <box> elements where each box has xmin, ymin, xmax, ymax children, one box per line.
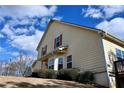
<box><xmin>98</xmin><ymin>30</ymin><xmax>124</xmax><ymax>47</ymax></box>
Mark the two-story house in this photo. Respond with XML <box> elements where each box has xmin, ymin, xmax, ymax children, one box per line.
<box><xmin>32</xmin><ymin>20</ymin><xmax>124</xmax><ymax>88</ymax></box>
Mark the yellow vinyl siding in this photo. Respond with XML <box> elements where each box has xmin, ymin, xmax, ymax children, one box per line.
<box><xmin>102</xmin><ymin>39</ymin><xmax>124</xmax><ymax>88</ymax></box>
<box><xmin>37</xmin><ymin>21</ymin><xmax>109</xmax><ymax>87</ymax></box>
<box><xmin>103</xmin><ymin>39</ymin><xmax>124</xmax><ymax>64</ymax></box>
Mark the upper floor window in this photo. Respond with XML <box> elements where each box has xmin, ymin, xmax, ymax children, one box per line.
<box><xmin>116</xmin><ymin>48</ymin><xmax>124</xmax><ymax>60</ymax></box>
<box><xmin>67</xmin><ymin>55</ymin><xmax>72</xmax><ymax>68</ymax></box>
<box><xmin>54</xmin><ymin>34</ymin><xmax>62</xmax><ymax>49</ymax></box>
<box><xmin>42</xmin><ymin>45</ymin><xmax>47</xmax><ymax>56</ymax></box>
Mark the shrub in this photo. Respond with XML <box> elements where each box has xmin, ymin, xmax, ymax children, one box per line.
<box><xmin>77</xmin><ymin>71</ymin><xmax>95</xmax><ymax>84</ymax></box>
<box><xmin>37</xmin><ymin>69</ymin><xmax>57</xmax><ymax>79</ymax></box>
<box><xmin>45</xmin><ymin>69</ymin><xmax>57</xmax><ymax>79</ymax></box>
<box><xmin>31</xmin><ymin>72</ymin><xmax>39</xmax><ymax>77</ymax></box>
<box><xmin>57</xmin><ymin>68</ymin><xmax>80</xmax><ymax>81</ymax></box>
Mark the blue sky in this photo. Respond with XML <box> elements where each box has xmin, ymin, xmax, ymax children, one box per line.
<box><xmin>0</xmin><ymin>5</ymin><xmax>124</xmax><ymax>62</ymax></box>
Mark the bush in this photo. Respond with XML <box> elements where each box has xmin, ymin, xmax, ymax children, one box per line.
<box><xmin>57</xmin><ymin>68</ymin><xmax>80</xmax><ymax>81</ymax></box>
<box><xmin>45</xmin><ymin>69</ymin><xmax>57</xmax><ymax>79</ymax></box>
<box><xmin>77</xmin><ymin>71</ymin><xmax>95</xmax><ymax>84</ymax></box>
<box><xmin>31</xmin><ymin>72</ymin><xmax>39</xmax><ymax>77</ymax></box>
<box><xmin>37</xmin><ymin>69</ymin><xmax>57</xmax><ymax>79</ymax></box>
<box><xmin>32</xmin><ymin>69</ymin><xmax>95</xmax><ymax>84</ymax></box>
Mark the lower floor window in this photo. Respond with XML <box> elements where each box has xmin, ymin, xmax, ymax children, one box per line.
<box><xmin>48</xmin><ymin>59</ymin><xmax>54</xmax><ymax>69</ymax></box>
<box><xmin>58</xmin><ymin>57</ymin><xmax>64</xmax><ymax>70</ymax></box>
<box><xmin>58</xmin><ymin>64</ymin><xmax>63</xmax><ymax>70</ymax></box>
<box><xmin>67</xmin><ymin>62</ymin><xmax>72</xmax><ymax>68</ymax></box>
<box><xmin>48</xmin><ymin>65</ymin><xmax>54</xmax><ymax>69</ymax></box>
<box><xmin>67</xmin><ymin>55</ymin><xmax>72</xmax><ymax>68</ymax></box>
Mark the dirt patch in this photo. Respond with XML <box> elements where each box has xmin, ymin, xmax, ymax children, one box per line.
<box><xmin>0</xmin><ymin>76</ymin><xmax>100</xmax><ymax>88</ymax></box>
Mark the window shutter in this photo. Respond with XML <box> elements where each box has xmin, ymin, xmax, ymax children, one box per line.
<box><xmin>54</xmin><ymin>38</ymin><xmax>56</xmax><ymax>49</ymax></box>
<box><xmin>60</xmin><ymin>34</ymin><xmax>62</xmax><ymax>46</ymax></box>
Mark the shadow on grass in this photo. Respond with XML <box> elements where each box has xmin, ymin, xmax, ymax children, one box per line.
<box><xmin>0</xmin><ymin>78</ymin><xmax>106</xmax><ymax>88</ymax></box>
<box><xmin>0</xmin><ymin>84</ymin><xmax>5</xmax><ymax>87</ymax></box>
<box><xmin>47</xmin><ymin>79</ymin><xmax>95</xmax><ymax>88</ymax></box>
<box><xmin>0</xmin><ymin>81</ymin><xmax>63</xmax><ymax>88</ymax></box>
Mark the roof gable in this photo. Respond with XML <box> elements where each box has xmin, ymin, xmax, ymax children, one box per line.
<box><xmin>36</xmin><ymin>20</ymin><xmax>124</xmax><ymax>50</ymax></box>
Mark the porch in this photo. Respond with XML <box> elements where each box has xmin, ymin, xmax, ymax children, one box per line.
<box><xmin>114</xmin><ymin>59</ymin><xmax>124</xmax><ymax>88</ymax></box>
<box><xmin>39</xmin><ymin>45</ymin><xmax>68</xmax><ymax>71</ymax></box>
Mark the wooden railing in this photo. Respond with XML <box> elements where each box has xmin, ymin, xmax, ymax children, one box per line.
<box><xmin>114</xmin><ymin>59</ymin><xmax>124</xmax><ymax>76</ymax></box>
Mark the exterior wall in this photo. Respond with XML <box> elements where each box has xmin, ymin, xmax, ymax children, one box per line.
<box><xmin>94</xmin><ymin>72</ymin><xmax>109</xmax><ymax>87</ymax></box>
<box><xmin>37</xmin><ymin>21</ymin><xmax>109</xmax><ymax>87</ymax></box>
<box><xmin>102</xmin><ymin>39</ymin><xmax>124</xmax><ymax>88</ymax></box>
<box><xmin>32</xmin><ymin>61</ymin><xmax>41</xmax><ymax>72</ymax></box>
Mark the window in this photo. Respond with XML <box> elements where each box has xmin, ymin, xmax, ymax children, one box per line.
<box><xmin>116</xmin><ymin>49</ymin><xmax>123</xmax><ymax>60</ymax></box>
<box><xmin>122</xmin><ymin>51</ymin><xmax>124</xmax><ymax>59</ymax></box>
<box><xmin>58</xmin><ymin>57</ymin><xmax>64</xmax><ymax>70</ymax></box>
<box><xmin>54</xmin><ymin>34</ymin><xmax>62</xmax><ymax>48</ymax></box>
<box><xmin>67</xmin><ymin>55</ymin><xmax>72</xmax><ymax>68</ymax></box>
<box><xmin>48</xmin><ymin>59</ymin><xmax>54</xmax><ymax>69</ymax></box>
<box><xmin>42</xmin><ymin>45</ymin><xmax>47</xmax><ymax>56</ymax></box>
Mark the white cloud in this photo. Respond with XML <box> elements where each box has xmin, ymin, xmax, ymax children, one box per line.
<box><xmin>0</xmin><ymin>5</ymin><xmax>57</xmax><ymax>18</ymax></box>
<box><xmin>49</xmin><ymin>6</ymin><xmax>57</xmax><ymax>16</ymax></box>
<box><xmin>96</xmin><ymin>17</ymin><xmax>124</xmax><ymax>40</ymax></box>
<box><xmin>1</xmin><ymin>22</ymin><xmax>44</xmax><ymax>54</ymax></box>
<box><xmin>0</xmin><ymin>5</ymin><xmax>58</xmax><ymax>60</ymax></box>
<box><xmin>11</xmin><ymin>29</ymin><xmax>44</xmax><ymax>52</ymax></box>
<box><xmin>40</xmin><ymin>17</ymin><xmax>49</xmax><ymax>27</ymax></box>
<box><xmin>40</xmin><ymin>16</ymin><xmax>63</xmax><ymax>27</ymax></box>
<box><xmin>14</xmin><ymin>28</ymin><xmax>30</xmax><ymax>34</ymax></box>
<box><xmin>29</xmin><ymin>26</ymin><xmax>35</xmax><ymax>31</ymax></box>
<box><xmin>52</xmin><ymin>16</ymin><xmax>63</xmax><ymax>21</ymax></box>
<box><xmin>0</xmin><ymin>33</ymin><xmax>4</xmax><ymax>38</ymax></box>
<box><xmin>101</xmin><ymin>6</ymin><xmax>124</xmax><ymax>18</ymax></box>
<box><xmin>82</xmin><ymin>6</ymin><xmax>103</xmax><ymax>19</ymax></box>
<box><xmin>8</xmin><ymin>18</ymin><xmax>32</xmax><ymax>27</ymax></box>
<box><xmin>1</xmin><ymin>24</ymin><xmax>15</xmax><ymax>39</ymax></box>
<box><xmin>82</xmin><ymin>5</ymin><xmax>124</xmax><ymax>19</ymax></box>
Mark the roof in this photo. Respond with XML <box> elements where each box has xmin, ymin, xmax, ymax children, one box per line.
<box><xmin>36</xmin><ymin>19</ymin><xmax>124</xmax><ymax>50</ymax></box>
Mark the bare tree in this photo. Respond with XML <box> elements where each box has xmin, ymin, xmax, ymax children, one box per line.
<box><xmin>0</xmin><ymin>61</ymin><xmax>3</xmax><ymax>75</ymax></box>
<box><xmin>0</xmin><ymin>52</ymin><xmax>34</xmax><ymax>77</ymax></box>
<box><xmin>15</xmin><ymin>52</ymin><xmax>33</xmax><ymax>76</ymax></box>
<box><xmin>2</xmin><ymin>63</ymin><xmax>9</xmax><ymax>76</ymax></box>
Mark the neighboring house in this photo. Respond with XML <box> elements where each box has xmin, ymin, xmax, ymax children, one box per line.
<box><xmin>32</xmin><ymin>20</ymin><xmax>124</xmax><ymax>88</ymax></box>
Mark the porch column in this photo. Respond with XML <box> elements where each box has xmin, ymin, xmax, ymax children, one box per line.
<box><xmin>54</xmin><ymin>58</ymin><xmax>58</xmax><ymax>71</ymax></box>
